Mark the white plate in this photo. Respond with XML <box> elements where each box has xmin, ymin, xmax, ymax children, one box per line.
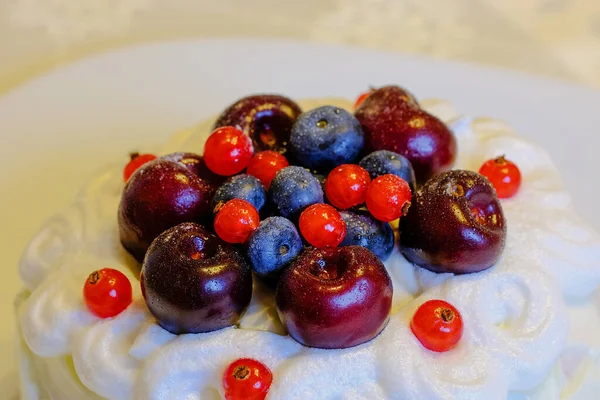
<box><xmin>2</xmin><ymin>38</ymin><xmax>600</xmax><ymax>397</ymax></box>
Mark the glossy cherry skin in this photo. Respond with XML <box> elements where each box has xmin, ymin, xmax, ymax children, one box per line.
<box><xmin>161</xmin><ymin>152</ymin><xmax>226</xmax><ymax>188</ymax></box>
<box><xmin>118</xmin><ymin>159</ymin><xmax>215</xmax><ymax>262</ymax></box>
<box><xmin>276</xmin><ymin>246</ymin><xmax>393</xmax><ymax>349</ymax></box>
<box><xmin>298</xmin><ymin>204</ymin><xmax>346</xmax><ymax>248</ymax></box>
<box><xmin>356</xmin><ymin>85</ymin><xmax>419</xmax><ymax>112</ymax></box>
<box><xmin>478</xmin><ymin>155</ymin><xmax>522</xmax><ymax>198</ymax></box>
<box><xmin>141</xmin><ymin>222</ymin><xmax>253</xmax><ymax>334</ymax></box>
<box><xmin>355</xmin><ymin>85</ymin><xmax>456</xmax><ymax>183</ymax></box>
<box><xmin>83</xmin><ymin>268</ymin><xmax>132</xmax><ymax>318</ymax></box>
<box><xmin>213</xmin><ymin>94</ymin><xmax>302</xmax><ymax>154</ymax></box>
<box><xmin>400</xmin><ymin>170</ymin><xmax>506</xmax><ymax>274</ymax></box>
<box><xmin>222</xmin><ymin>358</ymin><xmax>273</xmax><ymax>400</ymax></box>
<box><xmin>411</xmin><ymin>299</ymin><xmax>463</xmax><ymax>352</ymax></box>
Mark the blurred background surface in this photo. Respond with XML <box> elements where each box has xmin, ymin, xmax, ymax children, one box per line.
<box><xmin>1</xmin><ymin>0</ymin><xmax>600</xmax><ymax>93</ymax></box>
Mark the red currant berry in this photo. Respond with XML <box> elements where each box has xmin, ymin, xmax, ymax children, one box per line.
<box><xmin>83</xmin><ymin>268</ymin><xmax>132</xmax><ymax>318</ymax></box>
<box><xmin>246</xmin><ymin>150</ymin><xmax>289</xmax><ymax>189</ymax></box>
<box><xmin>410</xmin><ymin>299</ymin><xmax>463</xmax><ymax>352</ymax></box>
<box><xmin>204</xmin><ymin>126</ymin><xmax>254</xmax><ymax>176</ymax></box>
<box><xmin>299</xmin><ymin>204</ymin><xmax>346</xmax><ymax>248</ymax></box>
<box><xmin>325</xmin><ymin>164</ymin><xmax>371</xmax><ymax>210</ymax></box>
<box><xmin>354</xmin><ymin>90</ymin><xmax>373</xmax><ymax>109</ymax></box>
<box><xmin>365</xmin><ymin>174</ymin><xmax>412</xmax><ymax>222</ymax></box>
<box><xmin>214</xmin><ymin>199</ymin><xmax>260</xmax><ymax>244</ymax></box>
<box><xmin>123</xmin><ymin>153</ymin><xmax>156</xmax><ymax>182</ymax></box>
<box><xmin>223</xmin><ymin>358</ymin><xmax>273</xmax><ymax>400</ymax></box>
<box><xmin>478</xmin><ymin>155</ymin><xmax>522</xmax><ymax>198</ymax></box>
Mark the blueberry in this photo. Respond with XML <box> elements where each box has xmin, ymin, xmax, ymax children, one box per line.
<box><xmin>269</xmin><ymin>166</ymin><xmax>324</xmax><ymax>219</ymax></box>
<box><xmin>339</xmin><ymin>210</ymin><xmax>394</xmax><ymax>261</ymax></box>
<box><xmin>247</xmin><ymin>217</ymin><xmax>303</xmax><ymax>281</ymax></box>
<box><xmin>359</xmin><ymin>150</ymin><xmax>417</xmax><ymax>192</ymax></box>
<box><xmin>289</xmin><ymin>106</ymin><xmax>364</xmax><ymax>171</ymax></box>
<box><xmin>211</xmin><ymin>174</ymin><xmax>266</xmax><ymax>214</ymax></box>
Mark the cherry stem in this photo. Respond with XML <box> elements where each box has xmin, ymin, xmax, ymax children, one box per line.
<box><xmin>440</xmin><ymin>308</ymin><xmax>455</xmax><ymax>322</ymax></box>
<box><xmin>88</xmin><ymin>271</ymin><xmax>101</xmax><ymax>285</ymax></box>
<box><xmin>213</xmin><ymin>201</ymin><xmax>225</xmax><ymax>215</ymax></box>
<box><xmin>233</xmin><ymin>365</ymin><xmax>250</xmax><ymax>380</ymax></box>
<box><xmin>129</xmin><ymin>152</ymin><xmax>140</xmax><ymax>161</ymax></box>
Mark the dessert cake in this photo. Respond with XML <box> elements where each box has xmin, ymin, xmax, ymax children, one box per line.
<box><xmin>16</xmin><ymin>87</ymin><xmax>600</xmax><ymax>400</ymax></box>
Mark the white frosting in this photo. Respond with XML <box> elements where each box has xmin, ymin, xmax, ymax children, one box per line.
<box><xmin>17</xmin><ymin>99</ymin><xmax>600</xmax><ymax>399</ymax></box>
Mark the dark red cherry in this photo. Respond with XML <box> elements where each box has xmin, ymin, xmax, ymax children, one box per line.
<box><xmin>141</xmin><ymin>222</ymin><xmax>252</xmax><ymax>334</ymax></box>
<box><xmin>118</xmin><ymin>159</ymin><xmax>214</xmax><ymax>262</ymax></box>
<box><xmin>276</xmin><ymin>246</ymin><xmax>392</xmax><ymax>349</ymax></box>
<box><xmin>355</xmin><ymin>85</ymin><xmax>456</xmax><ymax>183</ymax></box>
<box><xmin>400</xmin><ymin>170</ymin><xmax>506</xmax><ymax>274</ymax></box>
<box><xmin>213</xmin><ymin>94</ymin><xmax>302</xmax><ymax>154</ymax></box>
<box><xmin>161</xmin><ymin>152</ymin><xmax>226</xmax><ymax>187</ymax></box>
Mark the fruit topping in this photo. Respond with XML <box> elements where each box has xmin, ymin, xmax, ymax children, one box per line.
<box><xmin>204</xmin><ymin>126</ymin><xmax>254</xmax><ymax>176</ymax></box>
<box><xmin>355</xmin><ymin>85</ymin><xmax>456</xmax><ymax>183</ymax></box>
<box><xmin>410</xmin><ymin>299</ymin><xmax>463</xmax><ymax>352</ymax></box>
<box><xmin>359</xmin><ymin>150</ymin><xmax>416</xmax><ymax>193</ymax></box>
<box><xmin>339</xmin><ymin>210</ymin><xmax>394</xmax><ymax>261</ymax></box>
<box><xmin>118</xmin><ymin>159</ymin><xmax>214</xmax><ymax>262</ymax></box>
<box><xmin>324</xmin><ymin>164</ymin><xmax>371</xmax><ymax>210</ymax></box>
<box><xmin>223</xmin><ymin>358</ymin><xmax>273</xmax><ymax>400</ymax></box>
<box><xmin>123</xmin><ymin>153</ymin><xmax>156</xmax><ymax>182</ymax></box>
<box><xmin>268</xmin><ymin>166</ymin><xmax>324</xmax><ymax>219</ymax></box>
<box><xmin>141</xmin><ymin>222</ymin><xmax>252</xmax><ymax>334</ymax></box>
<box><xmin>83</xmin><ymin>268</ymin><xmax>132</xmax><ymax>318</ymax></box>
<box><xmin>400</xmin><ymin>170</ymin><xmax>506</xmax><ymax>274</ymax></box>
<box><xmin>289</xmin><ymin>106</ymin><xmax>364</xmax><ymax>172</ymax></box>
<box><xmin>357</xmin><ymin>84</ymin><xmax>419</xmax><ymax>111</ymax></box>
<box><xmin>161</xmin><ymin>152</ymin><xmax>226</xmax><ymax>187</ymax></box>
<box><xmin>365</xmin><ymin>174</ymin><xmax>412</xmax><ymax>222</ymax></box>
<box><xmin>213</xmin><ymin>94</ymin><xmax>302</xmax><ymax>154</ymax></box>
<box><xmin>247</xmin><ymin>216</ymin><xmax>303</xmax><ymax>283</ymax></box>
<box><xmin>299</xmin><ymin>204</ymin><xmax>346</xmax><ymax>248</ymax></box>
<box><xmin>212</xmin><ymin>174</ymin><xmax>266</xmax><ymax>214</ymax></box>
<box><xmin>276</xmin><ymin>246</ymin><xmax>393</xmax><ymax>349</ymax></box>
<box><xmin>246</xmin><ymin>150</ymin><xmax>289</xmax><ymax>189</ymax></box>
<box><xmin>214</xmin><ymin>199</ymin><xmax>260</xmax><ymax>244</ymax></box>
<box><xmin>478</xmin><ymin>155</ymin><xmax>522</xmax><ymax>199</ymax></box>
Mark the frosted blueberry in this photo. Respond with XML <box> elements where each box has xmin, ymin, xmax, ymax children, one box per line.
<box><xmin>268</xmin><ymin>166</ymin><xmax>324</xmax><ymax>219</ymax></box>
<box><xmin>340</xmin><ymin>210</ymin><xmax>395</xmax><ymax>261</ymax></box>
<box><xmin>211</xmin><ymin>174</ymin><xmax>266</xmax><ymax>214</ymax></box>
<box><xmin>289</xmin><ymin>106</ymin><xmax>364</xmax><ymax>171</ymax></box>
<box><xmin>247</xmin><ymin>217</ymin><xmax>303</xmax><ymax>281</ymax></box>
<box><xmin>359</xmin><ymin>150</ymin><xmax>417</xmax><ymax>192</ymax></box>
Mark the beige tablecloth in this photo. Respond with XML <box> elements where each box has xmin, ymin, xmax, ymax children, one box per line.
<box><xmin>1</xmin><ymin>0</ymin><xmax>599</xmax><ymax>93</ymax></box>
